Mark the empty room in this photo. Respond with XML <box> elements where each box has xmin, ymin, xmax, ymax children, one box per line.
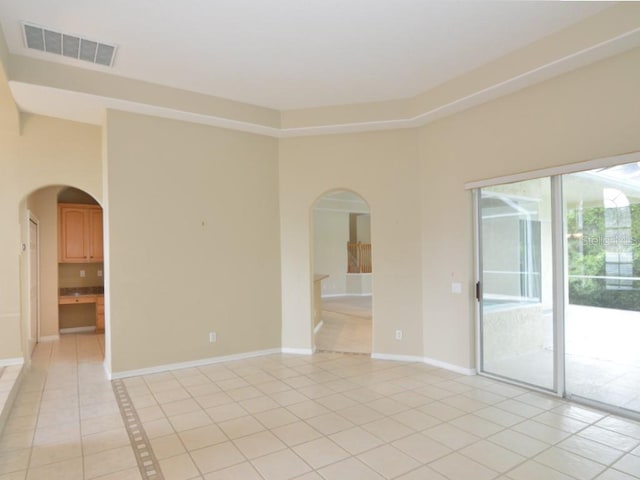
<box><xmin>1</xmin><ymin>1</ymin><xmax>640</xmax><ymax>479</ymax></box>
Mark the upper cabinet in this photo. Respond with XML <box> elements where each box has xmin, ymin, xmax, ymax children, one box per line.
<box><xmin>58</xmin><ymin>203</ymin><xmax>104</xmax><ymax>263</ymax></box>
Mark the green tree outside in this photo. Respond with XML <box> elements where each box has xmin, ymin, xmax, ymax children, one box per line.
<box><xmin>567</xmin><ymin>204</ymin><xmax>640</xmax><ymax>311</ymax></box>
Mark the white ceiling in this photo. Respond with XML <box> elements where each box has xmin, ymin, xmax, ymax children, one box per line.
<box><xmin>0</xmin><ymin>0</ymin><xmax>611</xmax><ymax>110</ymax></box>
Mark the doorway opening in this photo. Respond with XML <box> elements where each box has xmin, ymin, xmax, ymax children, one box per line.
<box><xmin>312</xmin><ymin>190</ymin><xmax>373</xmax><ymax>354</ymax></box>
<box><xmin>21</xmin><ymin>185</ymin><xmax>105</xmax><ymax>362</ymax></box>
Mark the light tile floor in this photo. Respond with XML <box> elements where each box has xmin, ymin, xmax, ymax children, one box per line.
<box><xmin>0</xmin><ymin>365</ymin><xmax>21</xmax><ymax>423</ymax></box>
<box><xmin>315</xmin><ymin>296</ymin><xmax>372</xmax><ymax>354</ymax></box>
<box><xmin>1</xmin><ymin>333</ymin><xmax>640</xmax><ymax>480</ymax></box>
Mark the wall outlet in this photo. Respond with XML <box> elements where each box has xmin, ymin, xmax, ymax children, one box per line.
<box><xmin>80</xmin><ymin>270</ymin><xmax>86</xmax><ymax>278</ymax></box>
<box><xmin>395</xmin><ymin>329</ymin><xmax>403</xmax><ymax>340</ymax></box>
<box><xmin>209</xmin><ymin>332</ymin><xmax>217</xmax><ymax>343</ymax></box>
<box><xmin>97</xmin><ymin>270</ymin><xmax>103</xmax><ymax>277</ymax></box>
<box><xmin>451</xmin><ymin>282</ymin><xmax>462</xmax><ymax>294</ymax></box>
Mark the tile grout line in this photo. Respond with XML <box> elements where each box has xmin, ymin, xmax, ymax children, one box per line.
<box><xmin>110</xmin><ymin>353</ymin><xmax>637</xmax><ymax>479</ymax></box>
<box><xmin>7</xmin><ymin>335</ymin><xmax>637</xmax><ymax>479</ymax></box>
<box><xmin>24</xmin><ymin>339</ymin><xmax>54</xmax><ymax>473</ymax></box>
<box><xmin>112</xmin><ymin>378</ymin><xmax>165</xmax><ymax>480</ymax></box>
<box><xmin>75</xmin><ymin>334</ymin><xmax>87</xmax><ymax>480</ymax></box>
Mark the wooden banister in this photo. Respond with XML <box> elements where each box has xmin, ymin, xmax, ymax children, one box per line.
<box><xmin>347</xmin><ymin>242</ymin><xmax>372</xmax><ymax>273</ymax></box>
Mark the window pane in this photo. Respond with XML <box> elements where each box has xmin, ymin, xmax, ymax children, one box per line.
<box><xmin>480</xmin><ymin>177</ymin><xmax>554</xmax><ymax>390</ymax></box>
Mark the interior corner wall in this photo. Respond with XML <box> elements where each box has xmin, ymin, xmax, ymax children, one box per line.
<box><xmin>278</xmin><ymin>129</ymin><xmax>424</xmax><ymax>357</ymax></box>
<box><xmin>356</xmin><ymin>214</ymin><xmax>371</xmax><ymax>243</ymax></box>
<box><xmin>25</xmin><ymin>187</ymin><xmax>61</xmax><ymax>338</ymax></box>
<box><xmin>0</xmin><ymin>114</ymin><xmax>101</xmax><ymax>361</ymax></box>
<box><xmin>104</xmin><ymin>110</ymin><xmax>282</xmax><ymax>374</ymax></box>
<box><xmin>418</xmin><ymin>46</ymin><xmax>640</xmax><ymax>370</ymax></box>
<box><xmin>313</xmin><ymin>210</ymin><xmax>349</xmax><ymax>296</ymax></box>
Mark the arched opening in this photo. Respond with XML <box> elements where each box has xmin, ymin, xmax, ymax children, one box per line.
<box><xmin>311</xmin><ymin>190</ymin><xmax>373</xmax><ymax>354</ymax></box>
<box><xmin>20</xmin><ymin>185</ymin><xmax>105</xmax><ymax>362</ymax></box>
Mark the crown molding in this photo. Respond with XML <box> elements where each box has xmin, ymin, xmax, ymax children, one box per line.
<box><xmin>6</xmin><ymin>7</ymin><xmax>640</xmax><ymax>138</ymax></box>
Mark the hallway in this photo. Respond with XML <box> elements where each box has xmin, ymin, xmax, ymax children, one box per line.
<box><xmin>0</xmin><ymin>334</ymin><xmax>139</xmax><ymax>479</ymax></box>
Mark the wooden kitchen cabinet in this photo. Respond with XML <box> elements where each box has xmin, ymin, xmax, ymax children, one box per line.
<box><xmin>88</xmin><ymin>208</ymin><xmax>104</xmax><ymax>261</ymax></box>
<box><xmin>58</xmin><ymin>293</ymin><xmax>105</xmax><ymax>332</ymax></box>
<box><xmin>58</xmin><ymin>204</ymin><xmax>104</xmax><ymax>263</ymax></box>
<box><xmin>96</xmin><ymin>295</ymin><xmax>105</xmax><ymax>332</ymax></box>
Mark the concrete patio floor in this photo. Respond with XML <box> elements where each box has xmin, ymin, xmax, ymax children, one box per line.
<box><xmin>484</xmin><ymin>304</ymin><xmax>640</xmax><ymax>413</ymax></box>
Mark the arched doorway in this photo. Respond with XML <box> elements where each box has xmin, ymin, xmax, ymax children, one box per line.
<box><xmin>20</xmin><ymin>185</ymin><xmax>105</xmax><ymax>361</ymax></box>
<box><xmin>311</xmin><ymin>190</ymin><xmax>373</xmax><ymax>354</ymax></box>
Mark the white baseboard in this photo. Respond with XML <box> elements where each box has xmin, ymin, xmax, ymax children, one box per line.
<box><xmin>423</xmin><ymin>356</ymin><xmax>477</xmax><ymax>376</ymax></box>
<box><xmin>110</xmin><ymin>348</ymin><xmax>282</xmax><ymax>380</ymax></box>
<box><xmin>371</xmin><ymin>353</ymin><xmax>424</xmax><ymax>363</ymax></box>
<box><xmin>38</xmin><ymin>335</ymin><xmax>60</xmax><ymax>342</ymax></box>
<box><xmin>108</xmin><ymin>346</ymin><xmax>475</xmax><ymax>381</ymax></box>
<box><xmin>0</xmin><ymin>357</ymin><xmax>24</xmax><ymax>367</ymax></box>
<box><xmin>102</xmin><ymin>359</ymin><xmax>111</xmax><ymax>380</ymax></box>
<box><xmin>371</xmin><ymin>353</ymin><xmax>476</xmax><ymax>376</ymax></box>
<box><xmin>281</xmin><ymin>348</ymin><xmax>313</xmax><ymax>355</ymax></box>
<box><xmin>321</xmin><ymin>293</ymin><xmax>372</xmax><ymax>298</ymax></box>
<box><xmin>0</xmin><ymin>363</ymin><xmax>24</xmax><ymax>435</ymax></box>
<box><xmin>313</xmin><ymin>320</ymin><xmax>324</xmax><ymax>334</ymax></box>
<box><xmin>60</xmin><ymin>326</ymin><xmax>96</xmax><ymax>334</ymax></box>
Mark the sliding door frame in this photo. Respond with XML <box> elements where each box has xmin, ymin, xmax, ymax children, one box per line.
<box><xmin>474</xmin><ymin>151</ymin><xmax>640</xmax><ymax>419</ymax></box>
<box><xmin>474</xmin><ymin>183</ymin><xmax>564</xmax><ymax>396</ymax></box>
<box><xmin>550</xmin><ymin>176</ymin><xmax>565</xmax><ymax>397</ymax></box>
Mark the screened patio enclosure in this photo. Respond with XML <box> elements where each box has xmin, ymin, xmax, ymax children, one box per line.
<box><xmin>477</xmin><ymin>160</ymin><xmax>640</xmax><ymax>417</ymax></box>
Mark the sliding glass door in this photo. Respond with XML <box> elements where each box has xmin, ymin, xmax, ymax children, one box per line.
<box><xmin>564</xmin><ymin>165</ymin><xmax>640</xmax><ymax>414</ymax></box>
<box><xmin>478</xmin><ymin>159</ymin><xmax>640</xmax><ymax>416</ymax></box>
<box><xmin>478</xmin><ymin>178</ymin><xmax>555</xmax><ymax>390</ymax></box>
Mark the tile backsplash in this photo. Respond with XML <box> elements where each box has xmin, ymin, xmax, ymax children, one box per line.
<box><xmin>58</xmin><ymin>263</ymin><xmax>104</xmax><ymax>288</ymax></box>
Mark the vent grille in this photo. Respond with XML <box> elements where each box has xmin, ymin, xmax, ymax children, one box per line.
<box><xmin>23</xmin><ymin>22</ymin><xmax>116</xmax><ymax>67</ymax></box>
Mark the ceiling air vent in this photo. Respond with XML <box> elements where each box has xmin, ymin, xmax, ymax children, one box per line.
<box><xmin>23</xmin><ymin>22</ymin><xmax>117</xmax><ymax>67</ymax></box>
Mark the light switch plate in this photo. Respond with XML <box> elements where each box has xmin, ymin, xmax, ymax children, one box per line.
<box><xmin>451</xmin><ymin>282</ymin><xmax>462</xmax><ymax>294</ymax></box>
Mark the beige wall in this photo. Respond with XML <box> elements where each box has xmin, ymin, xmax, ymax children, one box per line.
<box><xmin>356</xmin><ymin>214</ymin><xmax>371</xmax><ymax>243</ymax></box>
<box><xmin>104</xmin><ymin>110</ymin><xmax>282</xmax><ymax>374</ymax></box>
<box><xmin>0</xmin><ymin>115</ymin><xmax>101</xmax><ymax>361</ymax></box>
<box><xmin>418</xmin><ymin>46</ymin><xmax>640</xmax><ymax>369</ymax></box>
<box><xmin>279</xmin><ymin>129</ymin><xmax>423</xmax><ymax>356</ymax></box>
<box><xmin>58</xmin><ymin>263</ymin><xmax>104</xmax><ymax>288</ymax></box>
<box><xmin>279</xmin><ymin>46</ymin><xmax>640</xmax><ymax>369</ymax></box>
<box><xmin>24</xmin><ymin>187</ymin><xmax>61</xmax><ymax>339</ymax></box>
<box><xmin>313</xmin><ymin>210</ymin><xmax>349</xmax><ymax>296</ymax></box>
<box><xmin>1</xmin><ymin>41</ymin><xmax>638</xmax><ymax>378</ymax></box>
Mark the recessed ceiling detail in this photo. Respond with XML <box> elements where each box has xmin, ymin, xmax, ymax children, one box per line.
<box><xmin>22</xmin><ymin>22</ymin><xmax>116</xmax><ymax>67</ymax></box>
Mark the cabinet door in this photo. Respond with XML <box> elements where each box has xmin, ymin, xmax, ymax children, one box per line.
<box><xmin>96</xmin><ymin>296</ymin><xmax>105</xmax><ymax>331</ymax></box>
<box><xmin>88</xmin><ymin>208</ymin><xmax>104</xmax><ymax>262</ymax></box>
<box><xmin>59</xmin><ymin>206</ymin><xmax>88</xmax><ymax>262</ymax></box>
